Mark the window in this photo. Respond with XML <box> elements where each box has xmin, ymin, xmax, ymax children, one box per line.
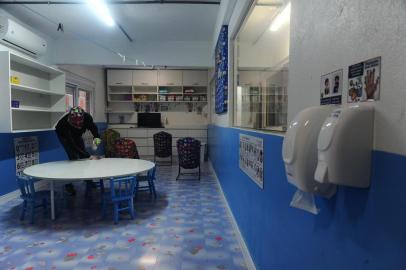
<box><xmin>234</xmin><ymin>0</ymin><xmax>290</xmax><ymax>131</ymax></box>
<box><xmin>65</xmin><ymin>83</ymin><xmax>94</xmax><ymax>148</ymax></box>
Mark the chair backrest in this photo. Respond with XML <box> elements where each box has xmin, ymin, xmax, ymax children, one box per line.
<box><xmin>113</xmin><ymin>138</ymin><xmax>140</xmax><ymax>159</ymax></box>
<box><xmin>177</xmin><ymin>137</ymin><xmax>201</xmax><ymax>169</ymax></box>
<box><xmin>102</xmin><ymin>129</ymin><xmax>121</xmax><ymax>157</ymax></box>
<box><xmin>109</xmin><ymin>176</ymin><xmax>137</xmax><ymax>199</ymax></box>
<box><xmin>153</xmin><ymin>131</ymin><xmax>172</xmax><ymax>158</ymax></box>
<box><xmin>17</xmin><ymin>176</ymin><xmax>36</xmax><ymax>200</ymax></box>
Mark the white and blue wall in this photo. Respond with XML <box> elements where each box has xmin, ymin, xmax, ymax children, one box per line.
<box><xmin>0</xmin><ymin>9</ymin><xmax>107</xmax><ymax>197</ymax></box>
<box><xmin>208</xmin><ymin>0</ymin><xmax>406</xmax><ymax>269</ymax></box>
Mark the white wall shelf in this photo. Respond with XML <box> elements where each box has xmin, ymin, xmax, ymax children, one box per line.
<box><xmin>11</xmin><ymin>83</ymin><xmax>65</xmax><ymax>96</ymax></box>
<box><xmin>0</xmin><ymin>51</ymin><xmax>66</xmax><ymax>133</ymax></box>
<box><xmin>106</xmin><ymin>69</ymin><xmax>209</xmax><ymax>125</ymax></box>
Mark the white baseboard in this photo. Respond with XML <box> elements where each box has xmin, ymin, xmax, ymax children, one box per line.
<box><xmin>208</xmin><ymin>160</ymin><xmax>257</xmax><ymax>270</ymax></box>
<box><xmin>0</xmin><ymin>181</ymin><xmax>49</xmax><ymax>205</ymax></box>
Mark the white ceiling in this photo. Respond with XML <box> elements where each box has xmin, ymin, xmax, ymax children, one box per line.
<box><xmin>1</xmin><ymin>1</ymin><xmax>219</xmax><ymax>43</ymax></box>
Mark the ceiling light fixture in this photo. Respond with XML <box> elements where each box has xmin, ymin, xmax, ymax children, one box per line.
<box><xmin>86</xmin><ymin>0</ymin><xmax>115</xmax><ymax>27</ymax></box>
<box><xmin>269</xmin><ymin>2</ymin><xmax>291</xmax><ymax>32</ymax></box>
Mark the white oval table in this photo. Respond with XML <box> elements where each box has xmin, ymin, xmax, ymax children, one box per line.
<box><xmin>23</xmin><ymin>158</ymin><xmax>155</xmax><ymax>220</ymax></box>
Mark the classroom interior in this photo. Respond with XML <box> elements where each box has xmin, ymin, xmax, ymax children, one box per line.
<box><xmin>0</xmin><ymin>0</ymin><xmax>405</xmax><ymax>269</ymax></box>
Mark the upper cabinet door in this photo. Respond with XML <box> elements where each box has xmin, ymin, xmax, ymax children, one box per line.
<box><xmin>158</xmin><ymin>70</ymin><xmax>182</xmax><ymax>86</ymax></box>
<box><xmin>133</xmin><ymin>70</ymin><xmax>158</xmax><ymax>86</ymax></box>
<box><xmin>182</xmin><ymin>70</ymin><xmax>208</xmax><ymax>86</ymax></box>
<box><xmin>107</xmin><ymin>70</ymin><xmax>132</xmax><ymax>86</ymax></box>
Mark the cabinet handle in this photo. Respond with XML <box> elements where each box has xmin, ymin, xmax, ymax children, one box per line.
<box><xmin>193</xmin><ymin>83</ymin><xmax>199</xmax><ymax>86</ymax></box>
<box><xmin>167</xmin><ymin>83</ymin><xmax>174</xmax><ymax>86</ymax></box>
<box><xmin>115</xmin><ymin>82</ymin><xmax>123</xmax><ymax>85</ymax></box>
<box><xmin>142</xmin><ymin>82</ymin><xmax>147</xmax><ymax>85</ymax></box>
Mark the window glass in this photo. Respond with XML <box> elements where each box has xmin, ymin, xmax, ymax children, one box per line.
<box><xmin>65</xmin><ymin>84</ymin><xmax>76</xmax><ymax>112</ymax></box>
<box><xmin>234</xmin><ymin>0</ymin><xmax>290</xmax><ymax>131</ymax></box>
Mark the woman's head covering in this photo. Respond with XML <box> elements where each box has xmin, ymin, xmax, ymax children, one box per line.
<box><xmin>68</xmin><ymin>106</ymin><xmax>85</xmax><ymax>129</ymax></box>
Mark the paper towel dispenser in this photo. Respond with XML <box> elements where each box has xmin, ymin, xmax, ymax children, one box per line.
<box><xmin>315</xmin><ymin>102</ymin><xmax>374</xmax><ymax>188</ymax></box>
<box><xmin>282</xmin><ymin>106</ymin><xmax>336</xmax><ymax>198</ymax></box>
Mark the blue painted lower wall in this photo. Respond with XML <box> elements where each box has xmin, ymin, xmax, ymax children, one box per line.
<box><xmin>208</xmin><ymin>124</ymin><xmax>406</xmax><ymax>270</ymax></box>
<box><xmin>0</xmin><ymin>122</ymin><xmax>107</xmax><ymax>196</ymax></box>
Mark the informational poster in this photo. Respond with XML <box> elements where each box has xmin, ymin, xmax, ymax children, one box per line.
<box><xmin>239</xmin><ymin>134</ymin><xmax>264</xmax><ymax>189</ymax></box>
<box><xmin>348</xmin><ymin>56</ymin><xmax>381</xmax><ymax>103</ymax></box>
<box><xmin>320</xmin><ymin>69</ymin><xmax>343</xmax><ymax>105</ymax></box>
<box><xmin>215</xmin><ymin>25</ymin><xmax>228</xmax><ymax>114</ymax></box>
<box><xmin>14</xmin><ymin>136</ymin><xmax>39</xmax><ymax>176</ymax></box>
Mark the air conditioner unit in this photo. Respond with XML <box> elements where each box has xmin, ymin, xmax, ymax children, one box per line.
<box><xmin>0</xmin><ymin>16</ymin><xmax>47</xmax><ymax>56</ymax></box>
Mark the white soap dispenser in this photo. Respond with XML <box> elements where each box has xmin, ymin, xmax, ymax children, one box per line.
<box><xmin>283</xmin><ymin>105</ymin><xmax>337</xmax><ymax>198</ymax></box>
<box><xmin>315</xmin><ymin>102</ymin><xmax>374</xmax><ymax>188</ymax></box>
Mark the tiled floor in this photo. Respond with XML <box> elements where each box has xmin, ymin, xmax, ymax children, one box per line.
<box><xmin>0</xmin><ymin>162</ymin><xmax>248</xmax><ymax>270</ymax></box>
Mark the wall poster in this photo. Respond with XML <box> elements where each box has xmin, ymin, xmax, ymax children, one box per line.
<box><xmin>320</xmin><ymin>69</ymin><xmax>343</xmax><ymax>105</ymax></box>
<box><xmin>215</xmin><ymin>25</ymin><xmax>228</xmax><ymax>114</ymax></box>
<box><xmin>348</xmin><ymin>56</ymin><xmax>381</xmax><ymax>103</ymax></box>
<box><xmin>14</xmin><ymin>136</ymin><xmax>39</xmax><ymax>177</ymax></box>
<box><xmin>239</xmin><ymin>134</ymin><xmax>264</xmax><ymax>189</ymax></box>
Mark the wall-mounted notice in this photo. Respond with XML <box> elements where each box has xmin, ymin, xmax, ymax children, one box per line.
<box><xmin>239</xmin><ymin>134</ymin><xmax>264</xmax><ymax>189</ymax></box>
<box><xmin>215</xmin><ymin>25</ymin><xmax>228</xmax><ymax>114</ymax></box>
<box><xmin>320</xmin><ymin>69</ymin><xmax>343</xmax><ymax>105</ymax></box>
<box><xmin>14</xmin><ymin>136</ymin><xmax>39</xmax><ymax>176</ymax></box>
<box><xmin>348</xmin><ymin>56</ymin><xmax>381</xmax><ymax>103</ymax></box>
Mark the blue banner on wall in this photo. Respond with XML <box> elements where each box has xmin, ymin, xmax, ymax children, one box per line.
<box><xmin>215</xmin><ymin>25</ymin><xmax>228</xmax><ymax>114</ymax></box>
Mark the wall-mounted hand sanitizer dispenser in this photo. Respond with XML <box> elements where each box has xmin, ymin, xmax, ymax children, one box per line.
<box><xmin>283</xmin><ymin>106</ymin><xmax>337</xmax><ymax>199</ymax></box>
<box><xmin>315</xmin><ymin>102</ymin><xmax>374</xmax><ymax>188</ymax></box>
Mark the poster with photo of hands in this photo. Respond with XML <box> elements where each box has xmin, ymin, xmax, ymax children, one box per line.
<box><xmin>239</xmin><ymin>134</ymin><xmax>264</xmax><ymax>189</ymax></box>
<box><xmin>348</xmin><ymin>56</ymin><xmax>381</xmax><ymax>103</ymax></box>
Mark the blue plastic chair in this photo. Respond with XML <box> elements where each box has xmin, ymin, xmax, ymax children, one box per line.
<box><xmin>135</xmin><ymin>166</ymin><xmax>157</xmax><ymax>200</ymax></box>
<box><xmin>100</xmin><ymin>176</ymin><xmax>137</xmax><ymax>224</ymax></box>
<box><xmin>17</xmin><ymin>176</ymin><xmax>49</xmax><ymax>224</ymax></box>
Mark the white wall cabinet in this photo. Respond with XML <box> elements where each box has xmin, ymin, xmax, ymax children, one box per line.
<box><xmin>107</xmin><ymin>70</ymin><xmax>132</xmax><ymax>86</ymax></box>
<box><xmin>158</xmin><ymin>70</ymin><xmax>182</xmax><ymax>86</ymax></box>
<box><xmin>0</xmin><ymin>51</ymin><xmax>66</xmax><ymax>133</ymax></box>
<box><xmin>133</xmin><ymin>70</ymin><xmax>157</xmax><ymax>86</ymax></box>
<box><xmin>182</xmin><ymin>70</ymin><xmax>208</xmax><ymax>86</ymax></box>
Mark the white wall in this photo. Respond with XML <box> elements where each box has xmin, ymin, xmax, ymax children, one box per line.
<box><xmin>288</xmin><ymin>0</ymin><xmax>406</xmax><ymax>156</ymax></box>
<box><xmin>58</xmin><ymin>65</ymin><xmax>106</xmax><ymax>123</ymax></box>
<box><xmin>53</xmin><ymin>39</ymin><xmax>212</xmax><ymax>68</ymax></box>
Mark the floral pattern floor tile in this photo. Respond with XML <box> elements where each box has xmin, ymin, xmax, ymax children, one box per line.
<box><xmin>0</xmin><ymin>162</ymin><xmax>248</xmax><ymax>270</ymax></box>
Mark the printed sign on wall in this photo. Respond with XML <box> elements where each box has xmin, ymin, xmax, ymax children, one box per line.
<box><xmin>215</xmin><ymin>25</ymin><xmax>228</xmax><ymax>114</ymax></box>
<box><xmin>239</xmin><ymin>134</ymin><xmax>264</xmax><ymax>189</ymax></box>
<box><xmin>348</xmin><ymin>56</ymin><xmax>381</xmax><ymax>103</ymax></box>
<box><xmin>320</xmin><ymin>69</ymin><xmax>343</xmax><ymax>105</ymax></box>
<box><xmin>14</xmin><ymin>136</ymin><xmax>39</xmax><ymax>176</ymax></box>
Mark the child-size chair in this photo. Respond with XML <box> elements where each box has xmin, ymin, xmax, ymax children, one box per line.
<box><xmin>17</xmin><ymin>176</ymin><xmax>49</xmax><ymax>224</ymax></box>
<box><xmin>176</xmin><ymin>137</ymin><xmax>201</xmax><ymax>180</ymax></box>
<box><xmin>100</xmin><ymin>176</ymin><xmax>137</xmax><ymax>224</ymax></box>
<box><xmin>153</xmin><ymin>131</ymin><xmax>172</xmax><ymax>165</ymax></box>
<box><xmin>135</xmin><ymin>166</ymin><xmax>157</xmax><ymax>200</ymax></box>
<box><xmin>113</xmin><ymin>138</ymin><xmax>140</xmax><ymax>159</ymax></box>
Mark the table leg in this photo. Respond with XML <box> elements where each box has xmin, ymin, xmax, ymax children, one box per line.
<box><xmin>50</xmin><ymin>180</ymin><xmax>55</xmax><ymax>220</ymax></box>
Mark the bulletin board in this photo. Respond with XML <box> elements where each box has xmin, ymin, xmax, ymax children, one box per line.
<box><xmin>239</xmin><ymin>134</ymin><xmax>264</xmax><ymax>189</ymax></box>
<box><xmin>14</xmin><ymin>136</ymin><xmax>39</xmax><ymax>177</ymax></box>
<box><xmin>215</xmin><ymin>25</ymin><xmax>228</xmax><ymax>114</ymax></box>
